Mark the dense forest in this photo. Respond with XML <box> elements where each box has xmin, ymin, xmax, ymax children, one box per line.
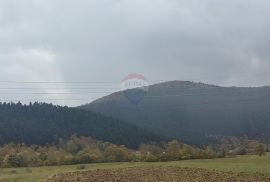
<box><xmin>82</xmin><ymin>81</ymin><xmax>270</xmax><ymax>145</ymax></box>
<box><xmin>0</xmin><ymin>102</ymin><xmax>165</xmax><ymax>148</ymax></box>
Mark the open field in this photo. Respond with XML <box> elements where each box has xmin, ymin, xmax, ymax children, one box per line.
<box><xmin>47</xmin><ymin>167</ymin><xmax>270</xmax><ymax>182</ymax></box>
<box><xmin>1</xmin><ymin>154</ymin><xmax>270</xmax><ymax>182</ymax></box>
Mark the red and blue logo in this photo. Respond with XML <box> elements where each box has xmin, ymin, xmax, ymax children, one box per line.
<box><xmin>121</xmin><ymin>73</ymin><xmax>148</xmax><ymax>104</ymax></box>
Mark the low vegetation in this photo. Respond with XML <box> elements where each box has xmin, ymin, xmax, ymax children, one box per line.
<box><xmin>1</xmin><ymin>154</ymin><xmax>270</xmax><ymax>182</ymax></box>
<box><xmin>209</xmin><ymin>135</ymin><xmax>267</xmax><ymax>156</ymax></box>
<box><xmin>0</xmin><ymin>136</ymin><xmax>223</xmax><ymax>168</ymax></box>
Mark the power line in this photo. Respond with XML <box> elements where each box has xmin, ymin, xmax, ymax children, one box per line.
<box><xmin>0</xmin><ymin>98</ymin><xmax>96</xmax><ymax>101</ymax></box>
<box><xmin>0</xmin><ymin>81</ymin><xmax>269</xmax><ymax>106</ymax></box>
<box><xmin>0</xmin><ymin>81</ymin><xmax>120</xmax><ymax>84</ymax></box>
<box><xmin>0</xmin><ymin>92</ymin><xmax>114</xmax><ymax>94</ymax></box>
<box><xmin>0</xmin><ymin>86</ymin><xmax>268</xmax><ymax>97</ymax></box>
<box><xmin>0</xmin><ymin>80</ymin><xmax>164</xmax><ymax>84</ymax></box>
<box><xmin>2</xmin><ymin>92</ymin><xmax>270</xmax><ymax>107</ymax></box>
<box><xmin>0</xmin><ymin>87</ymin><xmax>120</xmax><ymax>90</ymax></box>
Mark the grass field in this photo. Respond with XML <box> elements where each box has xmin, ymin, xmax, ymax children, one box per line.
<box><xmin>1</xmin><ymin>154</ymin><xmax>270</xmax><ymax>182</ymax></box>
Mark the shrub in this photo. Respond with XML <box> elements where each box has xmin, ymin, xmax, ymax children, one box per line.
<box><xmin>76</xmin><ymin>165</ymin><xmax>87</xmax><ymax>170</ymax></box>
<box><xmin>10</xmin><ymin>170</ymin><xmax>17</xmax><ymax>174</ymax></box>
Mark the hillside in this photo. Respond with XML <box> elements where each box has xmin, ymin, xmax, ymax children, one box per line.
<box><xmin>0</xmin><ymin>102</ymin><xmax>164</xmax><ymax>148</ymax></box>
<box><xmin>81</xmin><ymin>81</ymin><xmax>270</xmax><ymax>145</ymax></box>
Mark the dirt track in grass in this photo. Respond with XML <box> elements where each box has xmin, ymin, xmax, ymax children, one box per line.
<box><xmin>46</xmin><ymin>167</ymin><xmax>270</xmax><ymax>182</ymax></box>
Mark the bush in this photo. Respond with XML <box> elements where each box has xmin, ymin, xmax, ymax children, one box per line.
<box><xmin>104</xmin><ymin>146</ymin><xmax>130</xmax><ymax>162</ymax></box>
<box><xmin>10</xmin><ymin>170</ymin><xmax>17</xmax><ymax>174</ymax></box>
<box><xmin>142</xmin><ymin>154</ymin><xmax>158</xmax><ymax>162</ymax></box>
<box><xmin>7</xmin><ymin>154</ymin><xmax>24</xmax><ymax>168</ymax></box>
<box><xmin>76</xmin><ymin>165</ymin><xmax>87</xmax><ymax>170</ymax></box>
<box><xmin>25</xmin><ymin>168</ymin><xmax>32</xmax><ymax>173</ymax></box>
<box><xmin>255</xmin><ymin>143</ymin><xmax>266</xmax><ymax>156</ymax></box>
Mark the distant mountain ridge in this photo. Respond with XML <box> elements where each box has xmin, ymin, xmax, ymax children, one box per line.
<box><xmin>80</xmin><ymin>81</ymin><xmax>270</xmax><ymax>145</ymax></box>
<box><xmin>0</xmin><ymin>102</ymin><xmax>164</xmax><ymax>148</ymax></box>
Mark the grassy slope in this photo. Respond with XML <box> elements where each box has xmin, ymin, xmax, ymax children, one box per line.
<box><xmin>1</xmin><ymin>154</ymin><xmax>270</xmax><ymax>182</ymax></box>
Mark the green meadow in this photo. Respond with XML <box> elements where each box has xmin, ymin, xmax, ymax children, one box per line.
<box><xmin>1</xmin><ymin>154</ymin><xmax>270</xmax><ymax>182</ymax></box>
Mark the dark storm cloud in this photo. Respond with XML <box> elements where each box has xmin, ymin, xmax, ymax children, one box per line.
<box><xmin>1</xmin><ymin>0</ymin><xmax>270</xmax><ymax>105</ymax></box>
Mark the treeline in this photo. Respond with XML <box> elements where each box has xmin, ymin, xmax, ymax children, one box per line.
<box><xmin>209</xmin><ymin>135</ymin><xmax>267</xmax><ymax>156</ymax></box>
<box><xmin>0</xmin><ymin>102</ymin><xmax>164</xmax><ymax>148</ymax></box>
<box><xmin>139</xmin><ymin>140</ymin><xmax>222</xmax><ymax>162</ymax></box>
<box><xmin>0</xmin><ymin>136</ymin><xmax>223</xmax><ymax>168</ymax></box>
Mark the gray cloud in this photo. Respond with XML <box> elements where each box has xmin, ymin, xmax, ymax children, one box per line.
<box><xmin>1</xmin><ymin>0</ymin><xmax>270</xmax><ymax>106</ymax></box>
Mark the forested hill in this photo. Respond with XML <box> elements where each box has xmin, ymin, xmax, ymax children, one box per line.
<box><xmin>81</xmin><ymin>81</ymin><xmax>270</xmax><ymax>145</ymax></box>
<box><xmin>0</xmin><ymin>102</ymin><xmax>164</xmax><ymax>148</ymax></box>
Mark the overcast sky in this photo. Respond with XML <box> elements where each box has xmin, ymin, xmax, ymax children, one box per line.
<box><xmin>0</xmin><ymin>0</ymin><xmax>270</xmax><ymax>106</ymax></box>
